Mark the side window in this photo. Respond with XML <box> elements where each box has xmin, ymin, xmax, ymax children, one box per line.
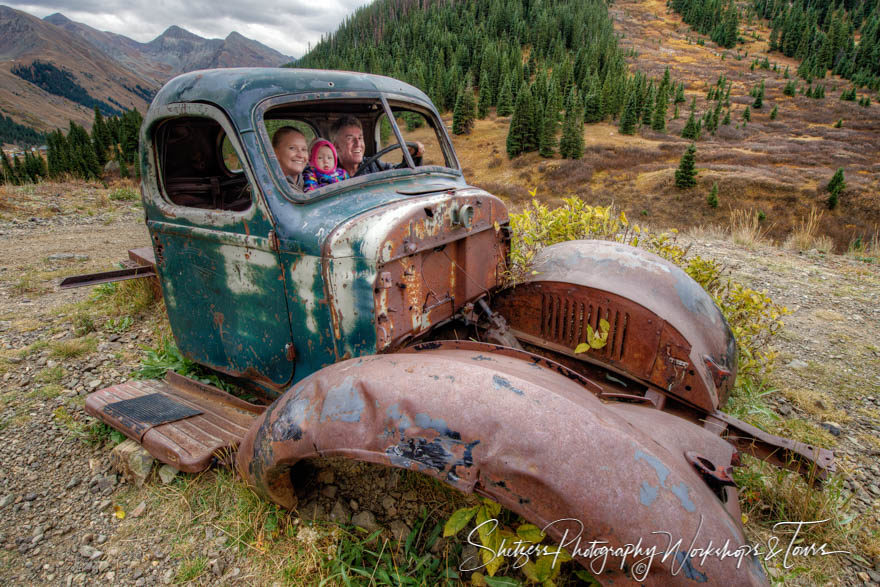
<box><xmin>156</xmin><ymin>116</ymin><xmax>252</xmax><ymax>211</ymax></box>
<box><xmin>377</xmin><ymin>108</ymin><xmax>450</xmax><ymax>168</ymax></box>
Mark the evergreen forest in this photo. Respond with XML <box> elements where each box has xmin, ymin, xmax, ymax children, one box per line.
<box><xmin>753</xmin><ymin>0</ymin><xmax>879</xmax><ymax>89</ymax></box>
<box><xmin>296</xmin><ymin>0</ymin><xmax>690</xmax><ymax>158</ymax></box>
<box><xmin>11</xmin><ymin>60</ymin><xmax>123</xmax><ymax>117</ymax></box>
<box><xmin>0</xmin><ymin>107</ymin><xmax>142</xmax><ymax>185</ymax></box>
<box><xmin>0</xmin><ymin>115</ymin><xmax>44</xmax><ymax>148</ymax></box>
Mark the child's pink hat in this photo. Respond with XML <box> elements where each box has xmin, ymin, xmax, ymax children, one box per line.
<box><xmin>309</xmin><ymin>139</ymin><xmax>338</xmax><ymax>171</ymax></box>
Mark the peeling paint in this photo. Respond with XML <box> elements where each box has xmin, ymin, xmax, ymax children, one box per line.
<box><xmin>319</xmin><ymin>376</ymin><xmax>364</xmax><ymax>423</ymax></box>
<box><xmin>492</xmin><ymin>374</ymin><xmax>524</xmax><ymax>396</ymax></box>
<box><xmin>639</xmin><ymin>481</ymin><xmax>659</xmax><ymax>506</ymax></box>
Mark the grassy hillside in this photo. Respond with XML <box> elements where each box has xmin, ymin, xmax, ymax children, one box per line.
<box><xmin>298</xmin><ymin>0</ymin><xmax>879</xmax><ymax>252</ymax></box>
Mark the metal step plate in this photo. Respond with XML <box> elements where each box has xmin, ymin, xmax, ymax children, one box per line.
<box><xmin>85</xmin><ymin>372</ymin><xmax>265</xmax><ymax>473</ymax></box>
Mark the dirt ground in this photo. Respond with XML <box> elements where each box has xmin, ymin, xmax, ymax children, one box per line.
<box><xmin>0</xmin><ymin>179</ymin><xmax>878</xmax><ymax>585</ymax></box>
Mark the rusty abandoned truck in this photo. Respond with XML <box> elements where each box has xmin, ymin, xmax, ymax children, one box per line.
<box><xmin>65</xmin><ymin>68</ymin><xmax>835</xmax><ymax>585</ymax></box>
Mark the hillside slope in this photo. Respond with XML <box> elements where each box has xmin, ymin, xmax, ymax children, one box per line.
<box><xmin>450</xmin><ymin>0</ymin><xmax>880</xmax><ymax>251</ymax></box>
<box><xmin>0</xmin><ymin>6</ymin><xmax>151</xmax><ymax>130</ymax></box>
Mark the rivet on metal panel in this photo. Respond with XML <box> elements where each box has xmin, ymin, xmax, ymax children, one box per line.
<box><xmin>379</xmin><ymin>271</ymin><xmax>393</xmax><ymax>289</ymax></box>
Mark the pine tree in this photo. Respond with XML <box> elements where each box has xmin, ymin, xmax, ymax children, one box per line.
<box><xmin>91</xmin><ymin>106</ymin><xmax>108</xmax><ymax>167</ymax></box>
<box><xmin>538</xmin><ymin>105</ymin><xmax>556</xmax><ymax>157</ymax></box>
<box><xmin>770</xmin><ymin>104</ymin><xmax>778</xmax><ymax>119</ymax></box>
<box><xmin>496</xmin><ymin>77</ymin><xmax>514</xmax><ymax>117</ymax></box>
<box><xmin>681</xmin><ymin>110</ymin><xmax>700</xmax><ymax>140</ymax></box>
<box><xmin>12</xmin><ymin>155</ymin><xmax>23</xmax><ymax>185</ymax></box>
<box><xmin>452</xmin><ymin>81</ymin><xmax>477</xmax><ymax>134</ymax></box>
<box><xmin>477</xmin><ymin>82</ymin><xmax>491</xmax><ymax>119</ymax></box>
<box><xmin>559</xmin><ymin>94</ymin><xmax>584</xmax><ymax>159</ymax></box>
<box><xmin>506</xmin><ymin>81</ymin><xmax>534</xmax><ymax>158</ymax></box>
<box><xmin>618</xmin><ymin>90</ymin><xmax>639</xmax><ymax>135</ymax></box>
<box><xmin>641</xmin><ymin>84</ymin><xmax>655</xmax><ymax>126</ymax></box>
<box><xmin>0</xmin><ymin>150</ymin><xmax>14</xmax><ymax>185</ymax></box>
<box><xmin>674</xmin><ymin>82</ymin><xmax>686</xmax><ymax>104</ymax></box>
<box><xmin>651</xmin><ymin>85</ymin><xmax>668</xmax><ymax>132</ymax></box>
<box><xmin>583</xmin><ymin>91</ymin><xmax>602</xmax><ymax>123</ymax></box>
<box><xmin>117</xmin><ymin>145</ymin><xmax>129</xmax><ymax>179</ymax></box>
<box><xmin>827</xmin><ymin>168</ymin><xmax>845</xmax><ymax>209</ymax></box>
<box><xmin>742</xmin><ymin>105</ymin><xmax>751</xmax><ymax>122</ymax></box>
<box><xmin>675</xmin><ymin>143</ymin><xmax>698</xmax><ymax>188</ymax></box>
<box><xmin>707</xmin><ymin>182</ymin><xmax>719</xmax><ymax>207</ymax></box>
<box><xmin>753</xmin><ymin>80</ymin><xmax>765</xmax><ymax>108</ymax></box>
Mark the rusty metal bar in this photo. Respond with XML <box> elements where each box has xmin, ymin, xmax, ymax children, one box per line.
<box><xmin>709</xmin><ymin>411</ymin><xmax>836</xmax><ymax>483</ymax></box>
<box><xmin>59</xmin><ymin>265</ymin><xmax>157</xmax><ymax>289</ymax></box>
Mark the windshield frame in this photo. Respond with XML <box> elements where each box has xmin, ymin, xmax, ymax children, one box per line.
<box><xmin>254</xmin><ymin>91</ymin><xmax>462</xmax><ymax>203</ymax></box>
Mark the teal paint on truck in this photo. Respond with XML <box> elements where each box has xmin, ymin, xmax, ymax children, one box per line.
<box><xmin>139</xmin><ymin>68</ymin><xmax>482</xmax><ymax>395</ymax></box>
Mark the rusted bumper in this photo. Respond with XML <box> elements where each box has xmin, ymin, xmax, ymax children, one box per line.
<box><xmin>237</xmin><ymin>348</ymin><xmax>766</xmax><ymax>585</ymax></box>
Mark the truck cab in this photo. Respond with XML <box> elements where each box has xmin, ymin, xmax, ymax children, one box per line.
<box><xmin>142</xmin><ymin>68</ymin><xmax>507</xmax><ymax>396</ymax></box>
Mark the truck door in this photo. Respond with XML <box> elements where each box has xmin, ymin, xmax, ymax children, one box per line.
<box><xmin>143</xmin><ymin>104</ymin><xmax>295</xmax><ymax>389</ymax></box>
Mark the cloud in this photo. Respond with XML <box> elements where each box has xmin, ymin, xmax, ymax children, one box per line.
<box><xmin>4</xmin><ymin>0</ymin><xmax>371</xmax><ymax>57</ymax></box>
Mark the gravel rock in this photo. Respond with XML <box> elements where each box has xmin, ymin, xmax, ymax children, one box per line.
<box><xmin>79</xmin><ymin>545</ymin><xmax>102</xmax><ymax>560</ymax></box>
<box><xmin>329</xmin><ymin>500</ymin><xmax>350</xmax><ymax>523</ymax></box>
<box><xmin>351</xmin><ymin>511</ymin><xmax>379</xmax><ymax>533</ymax></box>
<box><xmin>157</xmin><ymin>465</ymin><xmax>179</xmax><ymax>484</ymax></box>
<box><xmin>820</xmin><ymin>421</ymin><xmax>842</xmax><ymax>436</ymax></box>
<box><xmin>389</xmin><ymin>520</ymin><xmax>410</xmax><ymax>543</ymax></box>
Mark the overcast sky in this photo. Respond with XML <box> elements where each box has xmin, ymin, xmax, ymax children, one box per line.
<box><xmin>5</xmin><ymin>0</ymin><xmax>373</xmax><ymax>58</ymax></box>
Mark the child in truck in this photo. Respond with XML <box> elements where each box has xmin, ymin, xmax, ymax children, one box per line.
<box><xmin>302</xmin><ymin>139</ymin><xmax>349</xmax><ymax>192</ymax></box>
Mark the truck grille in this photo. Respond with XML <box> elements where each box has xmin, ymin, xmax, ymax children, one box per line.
<box><xmin>541</xmin><ymin>293</ymin><xmax>628</xmax><ymax>361</ymax></box>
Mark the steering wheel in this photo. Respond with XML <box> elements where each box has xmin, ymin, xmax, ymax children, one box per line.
<box><xmin>355</xmin><ymin>141</ymin><xmax>419</xmax><ymax>177</ymax></box>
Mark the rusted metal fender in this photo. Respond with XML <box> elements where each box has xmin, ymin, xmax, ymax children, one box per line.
<box><xmin>492</xmin><ymin>240</ymin><xmax>737</xmax><ymax>412</ymax></box>
<box><xmin>237</xmin><ymin>348</ymin><xmax>766</xmax><ymax>585</ymax></box>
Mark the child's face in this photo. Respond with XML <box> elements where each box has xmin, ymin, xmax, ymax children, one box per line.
<box><xmin>315</xmin><ymin>145</ymin><xmax>335</xmax><ymax>172</ymax></box>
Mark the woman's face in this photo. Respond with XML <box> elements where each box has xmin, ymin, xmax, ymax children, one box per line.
<box><xmin>274</xmin><ymin>132</ymin><xmax>308</xmax><ymax>176</ymax></box>
<box><xmin>315</xmin><ymin>145</ymin><xmax>335</xmax><ymax>172</ymax></box>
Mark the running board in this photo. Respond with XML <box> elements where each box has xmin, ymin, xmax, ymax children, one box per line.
<box><xmin>85</xmin><ymin>371</ymin><xmax>264</xmax><ymax>472</ymax></box>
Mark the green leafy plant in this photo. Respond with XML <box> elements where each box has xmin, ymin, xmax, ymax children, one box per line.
<box><xmin>444</xmin><ymin>498</ymin><xmax>576</xmax><ymax>583</ymax></box>
<box><xmin>574</xmin><ymin>318</ymin><xmax>610</xmax><ymax>353</ymax></box>
<box><xmin>108</xmin><ymin>187</ymin><xmax>138</xmax><ymax>201</ymax></box>
<box><xmin>105</xmin><ymin>315</ymin><xmax>133</xmax><ymax>333</ymax></box>
<box><xmin>134</xmin><ymin>337</ymin><xmax>228</xmax><ymax>389</ymax></box>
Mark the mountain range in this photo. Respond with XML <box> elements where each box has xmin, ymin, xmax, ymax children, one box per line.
<box><xmin>0</xmin><ymin>5</ymin><xmax>294</xmax><ymax>138</ymax></box>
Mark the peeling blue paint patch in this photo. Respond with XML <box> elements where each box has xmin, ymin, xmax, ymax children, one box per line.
<box><xmin>639</xmin><ymin>482</ymin><xmax>659</xmax><ymax>506</ymax></box>
<box><xmin>414</xmin><ymin>413</ymin><xmax>457</xmax><ymax>437</ymax></box>
<box><xmin>271</xmin><ymin>396</ymin><xmax>313</xmax><ymax>442</ymax></box>
<box><xmin>635</xmin><ymin>450</ymin><xmax>670</xmax><ymax>486</ymax></box>
<box><xmin>674</xmin><ymin>551</ymin><xmax>708</xmax><ymax>583</ymax></box>
<box><xmin>320</xmin><ymin>376</ymin><xmax>365</xmax><ymax>423</ymax></box>
<box><xmin>386</xmin><ymin>403</ymin><xmax>412</xmax><ymax>432</ymax></box>
<box><xmin>471</xmin><ymin>354</ymin><xmax>494</xmax><ymax>361</ymax></box>
<box><xmin>671</xmin><ymin>482</ymin><xmax>696</xmax><ymax>512</ymax></box>
<box><xmin>492</xmin><ymin>374</ymin><xmax>524</xmax><ymax>395</ymax></box>
<box><xmin>635</xmin><ymin>449</ymin><xmax>696</xmax><ymax>514</ymax></box>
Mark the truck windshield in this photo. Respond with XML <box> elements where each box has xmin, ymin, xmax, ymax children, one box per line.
<box><xmin>261</xmin><ymin>97</ymin><xmax>457</xmax><ymax>201</ymax></box>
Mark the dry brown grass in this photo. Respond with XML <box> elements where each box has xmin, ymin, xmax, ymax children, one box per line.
<box><xmin>784</xmin><ymin>206</ymin><xmax>833</xmax><ymax>252</ymax></box>
<box><xmin>729</xmin><ymin>208</ymin><xmax>771</xmax><ymax>248</ymax></box>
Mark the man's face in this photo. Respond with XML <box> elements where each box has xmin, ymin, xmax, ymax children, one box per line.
<box><xmin>274</xmin><ymin>132</ymin><xmax>308</xmax><ymax>176</ymax></box>
<box><xmin>335</xmin><ymin>125</ymin><xmax>364</xmax><ymax>169</ymax></box>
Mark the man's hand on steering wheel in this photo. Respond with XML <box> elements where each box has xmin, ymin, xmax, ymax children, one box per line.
<box><xmin>355</xmin><ymin>141</ymin><xmax>424</xmax><ymax>177</ymax></box>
